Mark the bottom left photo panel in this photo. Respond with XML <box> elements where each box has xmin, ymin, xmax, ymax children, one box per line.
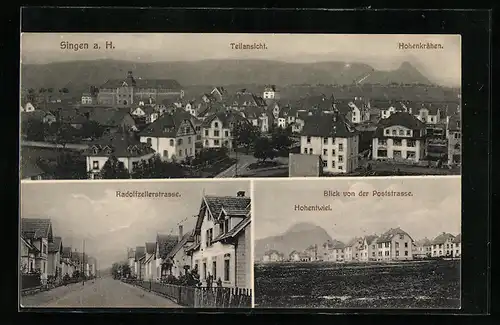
<box><xmin>19</xmin><ymin>179</ymin><xmax>253</xmax><ymax>309</ymax></box>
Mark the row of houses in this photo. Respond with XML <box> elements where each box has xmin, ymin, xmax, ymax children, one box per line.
<box><xmin>263</xmin><ymin>228</ymin><xmax>462</xmax><ymax>263</ymax></box>
<box><xmin>124</xmin><ymin>191</ymin><xmax>252</xmax><ymax>290</ymax></box>
<box><xmin>20</xmin><ymin>218</ymin><xmax>97</xmax><ymax>283</ymax></box>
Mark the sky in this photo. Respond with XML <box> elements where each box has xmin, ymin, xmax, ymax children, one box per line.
<box><xmin>20</xmin><ymin>180</ymin><xmax>250</xmax><ymax>269</ymax></box>
<box><xmin>254</xmin><ymin>177</ymin><xmax>461</xmax><ymax>242</ymax></box>
<box><xmin>20</xmin><ymin>33</ymin><xmax>461</xmax><ymax>86</ymax></box>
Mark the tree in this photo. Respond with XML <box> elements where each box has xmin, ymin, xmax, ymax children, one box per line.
<box><xmin>111</xmin><ymin>263</ymin><xmax>120</xmax><ymax>279</ymax></box>
<box><xmin>253</xmin><ymin>137</ymin><xmax>276</xmax><ymax>162</ymax></box>
<box><xmin>271</xmin><ymin>126</ymin><xmax>293</xmax><ymax>152</ymax></box>
<box><xmin>232</xmin><ymin>121</ymin><xmax>260</xmax><ymax>154</ymax></box>
<box><xmin>100</xmin><ymin>156</ymin><xmax>130</xmax><ymax>179</ymax></box>
<box><xmin>23</xmin><ymin>119</ymin><xmax>46</xmax><ymax>141</ymax></box>
<box><xmin>131</xmin><ymin>154</ymin><xmax>185</xmax><ymax>179</ymax></box>
<box><xmin>81</xmin><ymin>120</ymin><xmax>104</xmax><ymax>139</ymax></box>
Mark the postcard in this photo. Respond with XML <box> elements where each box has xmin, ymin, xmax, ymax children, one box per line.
<box><xmin>19</xmin><ymin>179</ymin><xmax>252</xmax><ymax>308</ymax></box>
<box><xmin>253</xmin><ymin>177</ymin><xmax>461</xmax><ymax>309</ymax></box>
<box><xmin>20</xmin><ymin>33</ymin><xmax>461</xmax><ymax>180</ymax></box>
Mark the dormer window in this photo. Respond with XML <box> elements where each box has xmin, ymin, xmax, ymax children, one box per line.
<box><xmin>92</xmin><ymin>146</ymin><xmax>99</xmax><ymax>155</ymax></box>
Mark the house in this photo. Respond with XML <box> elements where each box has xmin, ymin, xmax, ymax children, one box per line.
<box><xmin>413</xmin><ymin>238</ymin><xmax>432</xmax><ymax>259</ymax></box>
<box><xmin>81</xmin><ymin>93</ymin><xmax>95</xmax><ymax>105</ymax></box>
<box><xmin>453</xmin><ymin>234</ymin><xmax>461</xmax><ymax>258</ymax></box>
<box><xmin>289</xmin><ymin>250</ymin><xmax>310</xmax><ymax>262</ymax></box>
<box><xmin>61</xmin><ymin>247</ymin><xmax>74</xmax><ymax>277</ymax></box>
<box><xmin>210</xmin><ymin>87</ymin><xmax>228</xmax><ymax>102</ymax></box>
<box><xmin>89</xmin><ymin>108</ymin><xmax>136</xmax><ymax>134</ymax></box>
<box><xmin>186</xmin><ymin>191</ymin><xmax>252</xmax><ymax>289</ymax></box>
<box><xmin>201</xmin><ymin>111</ymin><xmax>249</xmax><ymax>149</ymax></box>
<box><xmin>431</xmin><ymin>232</ymin><xmax>455</xmax><ymax>258</ymax></box>
<box><xmin>344</xmin><ymin>237</ymin><xmax>364</xmax><ymax>262</ymax></box>
<box><xmin>347</xmin><ymin>97</ymin><xmax>371</xmax><ymax>124</ymax></box>
<box><xmin>21</xmin><ymin>218</ymin><xmax>54</xmax><ymax>282</ymax></box>
<box><xmin>87</xmin><ymin>256</ymin><xmax>97</xmax><ymax>277</ymax></box>
<box><xmin>144</xmin><ymin>242</ymin><xmax>156</xmax><ymax>281</ymax></box>
<box><xmin>20</xmin><ymin>236</ymin><xmax>40</xmax><ymax>274</ymax></box>
<box><xmin>166</xmin><ymin>226</ymin><xmax>195</xmax><ymax>278</ymax></box>
<box><xmin>98</xmin><ymin>71</ymin><xmax>184</xmax><ymax>106</ymax></box>
<box><xmin>155</xmin><ymin>234</ymin><xmax>179</xmax><ymax>281</ymax></box>
<box><xmin>446</xmin><ymin>112</ymin><xmax>461</xmax><ymax>166</ymax></box>
<box><xmin>262</xmin><ymin>250</ymin><xmax>284</xmax><ymax>262</ymax></box>
<box><xmin>414</xmin><ymin>103</ymin><xmax>441</xmax><ymax>124</ymax></box>
<box><xmin>134</xmin><ymin>246</ymin><xmax>146</xmax><ymax>280</ymax></box>
<box><xmin>70</xmin><ymin>251</ymin><xmax>84</xmax><ymax>276</ymax></box>
<box><xmin>372</xmin><ymin>112</ymin><xmax>427</xmax><ymax>162</ymax></box>
<box><xmin>138</xmin><ymin>111</ymin><xmax>197</xmax><ymax>162</ymax></box>
<box><xmin>305</xmin><ymin>244</ymin><xmax>319</xmax><ymax>261</ymax></box>
<box><xmin>325</xmin><ymin>240</ymin><xmax>345</xmax><ymax>262</ymax></box>
<box><xmin>243</xmin><ymin>106</ymin><xmax>272</xmax><ymax>134</ymax></box>
<box><xmin>263</xmin><ymin>85</ymin><xmax>280</xmax><ymax>100</ymax></box>
<box><xmin>83</xmin><ymin>133</ymin><xmax>156</xmax><ymax>179</ymax></box>
<box><xmin>20</xmin><ymin>157</ymin><xmax>47</xmax><ymax>180</ymax></box>
<box><xmin>300</xmin><ymin>111</ymin><xmax>359</xmax><ymax>174</ymax></box>
<box><xmin>47</xmin><ymin>236</ymin><xmax>63</xmax><ymax>279</ymax></box>
<box><xmin>226</xmin><ymin>90</ymin><xmax>266</xmax><ymax>111</ymax></box>
<box><xmin>131</xmin><ymin>105</ymin><xmax>161</xmax><ymax>124</ymax></box>
<box><xmin>376</xmin><ymin>227</ymin><xmax>414</xmax><ymax>261</ymax></box>
<box><xmin>360</xmin><ymin>235</ymin><xmax>379</xmax><ymax>262</ymax></box>
<box><xmin>380</xmin><ymin>102</ymin><xmax>409</xmax><ymax>119</ymax></box>
<box><xmin>23</xmin><ymin>102</ymin><xmax>36</xmax><ymax>112</ymax></box>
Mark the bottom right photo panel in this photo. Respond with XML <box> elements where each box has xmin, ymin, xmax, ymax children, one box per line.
<box><xmin>253</xmin><ymin>176</ymin><xmax>461</xmax><ymax>309</ymax></box>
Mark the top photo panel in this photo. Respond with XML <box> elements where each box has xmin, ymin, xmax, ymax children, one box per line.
<box><xmin>20</xmin><ymin>33</ymin><xmax>461</xmax><ymax>181</ymax></box>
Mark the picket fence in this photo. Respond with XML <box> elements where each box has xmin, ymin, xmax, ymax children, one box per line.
<box><xmin>125</xmin><ymin>279</ymin><xmax>252</xmax><ymax>308</ymax></box>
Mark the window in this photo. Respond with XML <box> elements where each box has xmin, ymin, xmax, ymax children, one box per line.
<box><xmin>392</xmin><ymin>129</ymin><xmax>397</xmax><ymax>135</ymax></box>
<box><xmin>331</xmin><ymin>149</ymin><xmax>336</xmax><ymax>155</ymax></box>
<box><xmin>178</xmin><ymin>150</ymin><xmax>182</xmax><ymax>157</ymax></box>
<box><xmin>338</xmin><ymin>165</ymin><xmax>343</xmax><ymax>170</ymax></box>
<box><xmin>189</xmin><ymin>148</ymin><xmax>193</xmax><ymax>155</ymax></box>
<box><xmin>323</xmin><ymin>149</ymin><xmax>327</xmax><ymax>156</ymax></box>
<box><xmin>323</xmin><ymin>137</ymin><xmax>328</xmax><ymax>144</ymax></box>
<box><xmin>212</xmin><ymin>261</ymin><xmax>217</xmax><ymax>280</ymax></box>
<box><xmin>132</xmin><ymin>161</ymin><xmax>138</xmax><ymax>169</ymax></box>
<box><xmin>407</xmin><ymin>151</ymin><xmax>416</xmax><ymax>159</ymax></box>
<box><xmin>404</xmin><ymin>242</ymin><xmax>408</xmax><ymax>248</ymax></box>
<box><xmin>395</xmin><ymin>242</ymin><xmax>399</xmax><ymax>248</ymax></box>
<box><xmin>393</xmin><ymin>139</ymin><xmax>402</xmax><ymax>146</ymax></box>
<box><xmin>205</xmin><ymin>130</ymin><xmax>209</xmax><ymax>136</ymax></box>
<box><xmin>185</xmin><ymin>127</ymin><xmax>190</xmax><ymax>134</ymax></box>
<box><xmin>92</xmin><ymin>161</ymin><xmax>99</xmax><ymax>170</ymax></box>
<box><xmin>43</xmin><ymin>261</ymin><xmax>46</xmax><ymax>273</ymax></box>
<box><xmin>407</xmin><ymin>140</ymin><xmax>415</xmax><ymax>147</ymax></box>
<box><xmin>331</xmin><ymin>160</ymin><xmax>335</xmax><ymax>168</ymax></box>
<box><xmin>339</xmin><ymin>143</ymin><xmax>343</xmax><ymax>152</ymax></box>
<box><xmin>405</xmin><ymin>251</ymin><xmax>409</xmax><ymax>256</ymax></box>
<box><xmin>43</xmin><ymin>244</ymin><xmax>47</xmax><ymax>254</ymax></box>
<box><xmin>214</xmin><ymin>140</ymin><xmax>220</xmax><ymax>146</ymax></box>
<box><xmin>454</xmin><ymin>133</ymin><xmax>461</xmax><ymax>139</ymax></box>
<box><xmin>224</xmin><ymin>259</ymin><xmax>230</xmax><ymax>281</ymax></box>
<box><xmin>399</xmin><ymin>130</ymin><xmax>404</xmax><ymax>136</ymax></box>
<box><xmin>214</xmin><ymin>130</ymin><xmax>220</xmax><ymax>137</ymax></box>
<box><xmin>396</xmin><ymin>251</ymin><xmax>400</xmax><ymax>257</ymax></box>
<box><xmin>406</xmin><ymin>130</ymin><xmax>411</xmax><ymax>136</ymax></box>
<box><xmin>225</xmin><ymin>130</ymin><xmax>229</xmax><ymax>137</ymax></box>
<box><xmin>303</xmin><ymin>148</ymin><xmax>308</xmax><ymax>154</ymax></box>
<box><xmin>206</xmin><ymin>229</ymin><xmax>213</xmax><ymax>247</ymax></box>
<box><xmin>205</xmin><ymin>140</ymin><xmax>209</xmax><ymax>146</ymax></box>
<box><xmin>309</xmin><ymin>148</ymin><xmax>313</xmax><ymax>154</ymax></box>
<box><xmin>454</xmin><ymin>143</ymin><xmax>461</xmax><ymax>150</ymax></box>
<box><xmin>177</xmin><ymin>138</ymin><xmax>183</xmax><ymax>145</ymax></box>
<box><xmin>203</xmin><ymin>262</ymin><xmax>207</xmax><ymax>279</ymax></box>
<box><xmin>214</xmin><ymin>122</ymin><xmax>219</xmax><ymax>128</ymax></box>
<box><xmin>385</xmin><ymin>242</ymin><xmax>390</xmax><ymax>248</ymax></box>
<box><xmin>393</xmin><ymin>150</ymin><xmax>402</xmax><ymax>158</ymax></box>
<box><xmin>385</xmin><ymin>129</ymin><xmax>390</xmax><ymax>135</ymax></box>
<box><xmin>306</xmin><ymin>136</ymin><xmax>311</xmax><ymax>144</ymax></box>
<box><xmin>385</xmin><ymin>251</ymin><xmax>389</xmax><ymax>256</ymax></box>
<box><xmin>399</xmin><ymin>235</ymin><xmax>404</xmax><ymax>239</ymax></box>
<box><xmin>378</xmin><ymin>251</ymin><xmax>382</xmax><ymax>256</ymax></box>
<box><xmin>162</xmin><ymin>150</ymin><xmax>168</xmax><ymax>157</ymax></box>
<box><xmin>146</xmin><ymin>138</ymin><xmax>152</xmax><ymax>146</ymax></box>
<box><xmin>185</xmin><ymin>148</ymin><xmax>188</xmax><ymax>156</ymax></box>
<box><xmin>323</xmin><ymin>161</ymin><xmax>328</xmax><ymax>167</ymax></box>
<box><xmin>378</xmin><ymin>139</ymin><xmax>387</xmax><ymax>146</ymax></box>
<box><xmin>169</xmin><ymin>139</ymin><xmax>174</xmax><ymax>146</ymax></box>
<box><xmin>188</xmin><ymin>137</ymin><xmax>191</xmax><ymax>144</ymax></box>
<box><xmin>338</xmin><ymin>155</ymin><xmax>343</xmax><ymax>162</ymax></box>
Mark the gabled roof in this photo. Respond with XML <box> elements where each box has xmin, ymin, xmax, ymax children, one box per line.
<box><xmin>145</xmin><ymin>242</ymin><xmax>156</xmax><ymax>255</ymax></box>
<box><xmin>84</xmin><ymin>134</ymin><xmax>155</xmax><ymax>157</ymax></box>
<box><xmin>20</xmin><ymin>237</ymin><xmax>39</xmax><ymax>252</ymax></box>
<box><xmin>374</xmin><ymin>112</ymin><xmax>426</xmax><ymax>139</ymax></box>
<box><xmin>345</xmin><ymin>237</ymin><xmax>364</xmax><ymax>248</ymax></box>
<box><xmin>363</xmin><ymin>235</ymin><xmax>379</xmax><ymax>245</ymax></box>
<box><xmin>453</xmin><ymin>234</ymin><xmax>461</xmax><ymax>243</ymax></box>
<box><xmin>138</xmin><ymin>111</ymin><xmax>195</xmax><ymax>138</ymax></box>
<box><xmin>156</xmin><ymin>234</ymin><xmax>178</xmax><ymax>259</ymax></box>
<box><xmin>377</xmin><ymin>227</ymin><xmax>413</xmax><ymax>243</ymax></box>
<box><xmin>213</xmin><ymin>215</ymin><xmax>251</xmax><ymax>243</ymax></box>
<box><xmin>415</xmin><ymin>238</ymin><xmax>432</xmax><ymax>246</ymax></box>
<box><xmin>48</xmin><ymin>236</ymin><xmax>63</xmax><ymax>253</ymax></box>
<box><xmin>301</xmin><ymin>112</ymin><xmax>358</xmax><ymax>138</ymax></box>
<box><xmin>323</xmin><ymin>239</ymin><xmax>345</xmax><ymax>250</ymax></box>
<box><xmin>89</xmin><ymin>108</ymin><xmax>134</xmax><ymax>127</ymax></box>
<box><xmin>201</xmin><ymin>110</ymin><xmax>248</xmax><ymax>128</ymax></box>
<box><xmin>447</xmin><ymin>113</ymin><xmax>461</xmax><ymax>132</ymax></box>
<box><xmin>21</xmin><ymin>218</ymin><xmax>53</xmax><ymax>240</ymax></box>
<box><xmin>62</xmin><ymin>246</ymin><xmax>72</xmax><ymax>258</ymax></box>
<box><xmin>135</xmin><ymin>246</ymin><xmax>146</xmax><ymax>261</ymax></box>
<box><xmin>265</xmin><ymin>249</ymin><xmax>283</xmax><ymax>256</ymax></box>
<box><xmin>127</xmin><ymin>248</ymin><xmax>135</xmax><ymax>259</ymax></box>
<box><xmin>432</xmin><ymin>232</ymin><xmax>455</xmax><ymax>245</ymax></box>
<box><xmin>167</xmin><ymin>230</ymin><xmax>195</xmax><ymax>259</ymax></box>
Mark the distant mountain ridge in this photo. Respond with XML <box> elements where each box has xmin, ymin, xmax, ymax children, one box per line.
<box><xmin>254</xmin><ymin>222</ymin><xmax>333</xmax><ymax>261</ymax></box>
<box><xmin>20</xmin><ymin>59</ymin><xmax>434</xmax><ymax>91</ymax></box>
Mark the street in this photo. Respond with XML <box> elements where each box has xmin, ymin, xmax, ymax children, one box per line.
<box><xmin>21</xmin><ymin>276</ymin><xmax>182</xmax><ymax>308</ymax></box>
<box><xmin>215</xmin><ymin>152</ymin><xmax>289</xmax><ymax>178</ymax></box>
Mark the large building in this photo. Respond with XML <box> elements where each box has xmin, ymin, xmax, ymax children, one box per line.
<box><xmin>446</xmin><ymin>112</ymin><xmax>461</xmax><ymax>166</ymax></box>
<box><xmin>372</xmin><ymin>112</ymin><xmax>427</xmax><ymax>162</ymax></box>
<box><xmin>97</xmin><ymin>71</ymin><xmax>184</xmax><ymax>106</ymax></box>
<box><xmin>201</xmin><ymin>111</ymin><xmax>249</xmax><ymax>150</ymax></box>
<box><xmin>375</xmin><ymin>227</ymin><xmax>414</xmax><ymax>261</ymax></box>
<box><xmin>300</xmin><ymin>111</ymin><xmax>360</xmax><ymax>174</ymax></box>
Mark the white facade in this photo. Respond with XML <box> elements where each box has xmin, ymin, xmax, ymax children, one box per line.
<box><xmin>300</xmin><ymin>135</ymin><xmax>359</xmax><ymax>174</ymax></box>
<box><xmin>415</xmin><ymin>107</ymin><xmax>441</xmax><ymax>124</ymax></box>
<box><xmin>140</xmin><ymin>135</ymin><xmax>195</xmax><ymax>162</ymax></box>
<box><xmin>432</xmin><ymin>237</ymin><xmax>455</xmax><ymax>257</ymax></box>
<box><xmin>372</xmin><ymin>125</ymin><xmax>426</xmax><ymax>162</ymax></box>
<box><xmin>81</xmin><ymin>95</ymin><xmax>94</xmax><ymax>105</ymax></box>
<box><xmin>263</xmin><ymin>87</ymin><xmax>279</xmax><ymax>100</ymax></box>
<box><xmin>376</xmin><ymin>233</ymin><xmax>414</xmax><ymax>261</ymax></box>
<box><xmin>202</xmin><ymin>117</ymin><xmax>234</xmax><ymax>149</ymax></box>
<box><xmin>326</xmin><ymin>248</ymin><xmax>345</xmax><ymax>262</ymax></box>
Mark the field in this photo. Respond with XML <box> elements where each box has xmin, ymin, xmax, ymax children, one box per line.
<box><xmin>254</xmin><ymin>260</ymin><xmax>460</xmax><ymax>309</ymax></box>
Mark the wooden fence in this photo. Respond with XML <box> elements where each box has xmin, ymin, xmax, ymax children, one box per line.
<box><xmin>124</xmin><ymin>279</ymin><xmax>251</xmax><ymax>308</ymax></box>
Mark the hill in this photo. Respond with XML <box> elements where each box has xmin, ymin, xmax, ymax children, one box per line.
<box><xmin>20</xmin><ymin>59</ymin><xmax>433</xmax><ymax>93</ymax></box>
<box><xmin>254</xmin><ymin>222</ymin><xmax>333</xmax><ymax>261</ymax></box>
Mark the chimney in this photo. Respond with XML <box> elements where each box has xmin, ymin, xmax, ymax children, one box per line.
<box><xmin>237</xmin><ymin>191</ymin><xmax>245</xmax><ymax>197</ymax></box>
<box><xmin>178</xmin><ymin>225</ymin><xmax>183</xmax><ymax>242</ymax></box>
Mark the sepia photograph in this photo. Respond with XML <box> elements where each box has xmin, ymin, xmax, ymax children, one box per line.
<box><xmin>20</xmin><ymin>33</ymin><xmax>461</xmax><ymax>180</ymax></box>
<box><xmin>253</xmin><ymin>177</ymin><xmax>461</xmax><ymax>309</ymax></box>
<box><xmin>20</xmin><ymin>180</ymin><xmax>252</xmax><ymax>308</ymax></box>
